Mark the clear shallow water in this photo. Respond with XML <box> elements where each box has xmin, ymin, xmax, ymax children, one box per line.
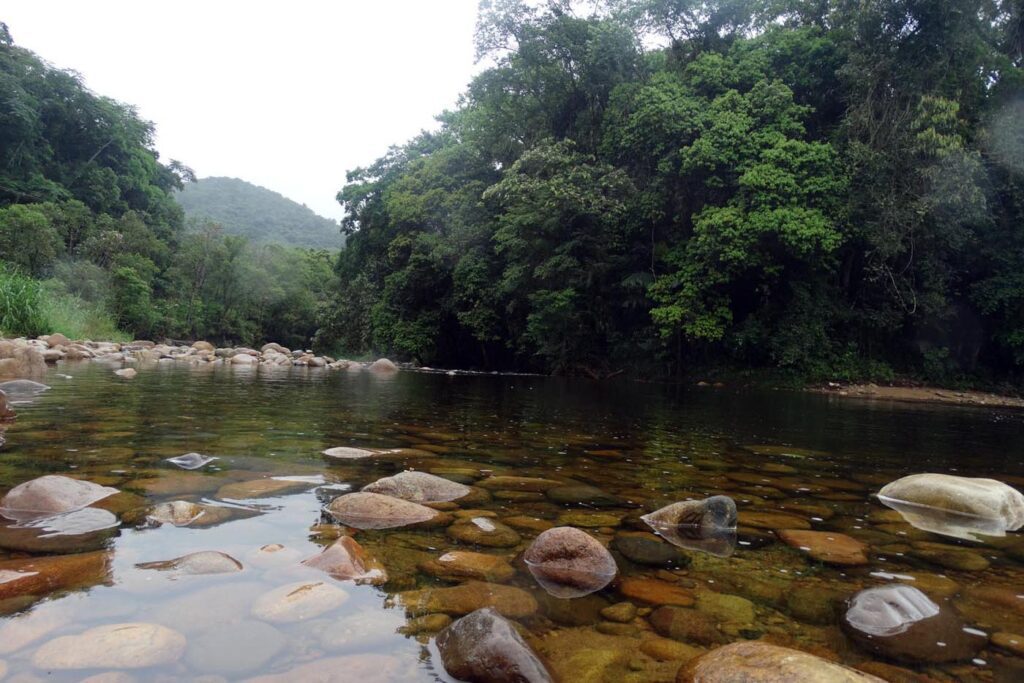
<box><xmin>0</xmin><ymin>362</ymin><xmax>1023</xmax><ymax>681</ymax></box>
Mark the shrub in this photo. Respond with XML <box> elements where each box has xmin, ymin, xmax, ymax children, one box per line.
<box><xmin>0</xmin><ymin>265</ymin><xmax>48</xmax><ymax>336</ymax></box>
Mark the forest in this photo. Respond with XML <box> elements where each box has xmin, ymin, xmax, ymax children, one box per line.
<box><xmin>2</xmin><ymin>1</ymin><xmax>1024</xmax><ymax>384</ymax></box>
<box><xmin>320</xmin><ymin>0</ymin><xmax>1024</xmax><ymax>383</ymax></box>
<box><xmin>0</xmin><ymin>23</ymin><xmax>336</xmax><ymax>348</ymax></box>
<box><xmin>177</xmin><ymin>177</ymin><xmax>344</xmax><ymax>250</ymax></box>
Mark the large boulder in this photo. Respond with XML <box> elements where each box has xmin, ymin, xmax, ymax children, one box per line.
<box><xmin>0</xmin><ymin>345</ymin><xmax>45</xmax><ymax>377</ymax></box>
<box><xmin>41</xmin><ymin>333</ymin><xmax>71</xmax><ymax>348</ymax></box>
<box><xmin>362</xmin><ymin>470</ymin><xmax>471</xmax><ymax>503</ymax></box>
<box><xmin>0</xmin><ymin>475</ymin><xmax>118</xmax><ymax>522</ymax></box>
<box><xmin>326</xmin><ymin>492</ymin><xmax>450</xmax><ymax>529</ymax></box>
<box><xmin>436</xmin><ymin>607</ymin><xmax>555</xmax><ymax>683</ymax></box>
<box><xmin>878</xmin><ymin>473</ymin><xmax>1024</xmax><ymax>537</ymax></box>
<box><xmin>677</xmin><ymin>641</ymin><xmax>885</xmax><ymax>682</ymax></box>
<box><xmin>523</xmin><ymin>526</ymin><xmax>617</xmax><ymax>598</ymax></box>
<box><xmin>368</xmin><ymin>358</ymin><xmax>399</xmax><ymax>373</ymax></box>
<box><xmin>191</xmin><ymin>340</ymin><xmax>215</xmax><ymax>352</ymax></box>
<box><xmin>842</xmin><ymin>584</ymin><xmax>986</xmax><ymax>663</ymax></box>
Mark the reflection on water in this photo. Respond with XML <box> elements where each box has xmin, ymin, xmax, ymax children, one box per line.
<box><xmin>0</xmin><ymin>362</ymin><xmax>1022</xmax><ymax>680</ymax></box>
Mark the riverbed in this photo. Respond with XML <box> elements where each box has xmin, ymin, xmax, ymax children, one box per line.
<box><xmin>1</xmin><ymin>362</ymin><xmax>1023</xmax><ymax>681</ymax></box>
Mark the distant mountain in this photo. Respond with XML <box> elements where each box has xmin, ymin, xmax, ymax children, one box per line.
<box><xmin>176</xmin><ymin>177</ymin><xmax>343</xmax><ymax>249</ymax></box>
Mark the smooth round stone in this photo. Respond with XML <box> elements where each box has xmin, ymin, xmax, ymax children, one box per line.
<box><xmin>600</xmin><ymin>602</ymin><xmax>637</xmax><ymax>623</ymax></box>
<box><xmin>649</xmin><ymin>606</ymin><xmax>726</xmax><ymax>646</ymax></box>
<box><xmin>251</xmin><ymin>581</ymin><xmax>349</xmax><ymax>623</ymax></box>
<box><xmin>436</xmin><ymin>607</ymin><xmax>554</xmax><ymax>683</ymax></box>
<box><xmin>316</xmin><ymin>609</ymin><xmax>406</xmax><ymax>652</ymax></box>
<box><xmin>612</xmin><ymin>532</ymin><xmax>691</xmax><ymax>568</ymax></box>
<box><xmin>677</xmin><ymin>641</ymin><xmax>885</xmax><ymax>682</ymax></box>
<box><xmin>135</xmin><ymin>551</ymin><xmax>243</xmax><ymax>576</ymax></box>
<box><xmin>368</xmin><ymin>358</ymin><xmax>398</xmax><ymax>372</ymax></box>
<box><xmin>878</xmin><ymin>473</ymin><xmax>1024</xmax><ymax>533</ymax></box>
<box><xmin>447</xmin><ymin>517</ymin><xmax>522</xmax><ymax>547</ymax></box>
<box><xmin>992</xmin><ymin>632</ymin><xmax>1024</xmax><ymax>657</ymax></box>
<box><xmin>842</xmin><ymin>585</ymin><xmax>986</xmax><ymax>663</ymax></box>
<box><xmin>146</xmin><ymin>501</ymin><xmax>209</xmax><ymax>527</ymax></box>
<box><xmin>524</xmin><ymin>527</ymin><xmax>617</xmax><ymax>598</ymax></box>
<box><xmin>322</xmin><ymin>446</ymin><xmax>378</xmax><ymax>459</ymax></box>
<box><xmin>185</xmin><ymin>620</ymin><xmax>284</xmax><ymax>675</ymax></box>
<box><xmin>738</xmin><ymin>511</ymin><xmax>811</xmax><ymax>530</ymax></box>
<box><xmin>31</xmin><ymin>623</ymin><xmax>186</xmax><ymax>669</ymax></box>
<box><xmin>907</xmin><ymin>542</ymin><xmax>990</xmax><ymax>571</ymax></box>
<box><xmin>618</xmin><ymin>578</ymin><xmax>694</xmax><ymax>607</ymax></box>
<box><xmin>361</xmin><ymin>470</ymin><xmax>470</xmax><ymax>503</ymax></box>
<box><xmin>777</xmin><ymin>529</ymin><xmax>869</xmax><ymax>566</ymax></box>
<box><xmin>399</xmin><ymin>580</ymin><xmax>538</xmax><ymax>618</ymax></box>
<box><xmin>0</xmin><ymin>476</ymin><xmax>118</xmax><ymax>521</ymax></box>
<box><xmin>419</xmin><ymin>551</ymin><xmax>516</xmax><ymax>583</ymax></box>
<box><xmin>327</xmin><ymin>492</ymin><xmax>448</xmax><ymax>530</ymax></box>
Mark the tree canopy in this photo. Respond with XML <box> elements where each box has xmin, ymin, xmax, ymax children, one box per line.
<box><xmin>320</xmin><ymin>0</ymin><xmax>1024</xmax><ymax>383</ymax></box>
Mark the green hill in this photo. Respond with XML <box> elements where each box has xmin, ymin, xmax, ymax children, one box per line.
<box><xmin>176</xmin><ymin>177</ymin><xmax>342</xmax><ymax>249</ymax></box>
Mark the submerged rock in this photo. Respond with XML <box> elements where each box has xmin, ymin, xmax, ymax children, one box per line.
<box><xmin>251</xmin><ymin>580</ymin><xmax>349</xmax><ymax>623</ymax></box>
<box><xmin>0</xmin><ymin>507</ymin><xmax>119</xmax><ymax>553</ymax></box>
<box><xmin>399</xmin><ymin>580</ymin><xmax>538</xmax><ymax>618</ymax></box>
<box><xmin>216</xmin><ymin>477</ymin><xmax>315</xmax><ymax>500</ymax></box>
<box><xmin>678</xmin><ymin>641</ymin><xmax>885</xmax><ymax>682</ymax></box>
<box><xmin>0</xmin><ymin>475</ymin><xmax>118</xmax><ymax>522</ymax></box>
<box><xmin>842</xmin><ymin>585</ymin><xmax>986</xmax><ymax>663</ymax></box>
<box><xmin>777</xmin><ymin>529</ymin><xmax>870</xmax><ymax>566</ymax></box>
<box><xmin>0</xmin><ymin>551</ymin><xmax>111</xmax><ymax>601</ymax></box>
<box><xmin>420</xmin><ymin>550</ymin><xmax>516</xmax><ymax>583</ymax></box>
<box><xmin>185</xmin><ymin>620</ymin><xmax>284</xmax><ymax>676</ymax></box>
<box><xmin>524</xmin><ymin>527</ymin><xmax>617</xmax><ymax>598</ymax></box>
<box><xmin>31</xmin><ymin>622</ymin><xmax>187</xmax><ymax>669</ymax></box>
<box><xmin>326</xmin><ymin>492</ymin><xmax>450</xmax><ymax>529</ymax></box>
<box><xmin>436</xmin><ymin>607</ymin><xmax>554</xmax><ymax>683</ymax></box>
<box><xmin>302</xmin><ymin>536</ymin><xmax>387</xmax><ymax>585</ymax></box>
<box><xmin>0</xmin><ymin>379</ymin><xmax>50</xmax><ymax>398</ymax></box>
<box><xmin>114</xmin><ymin>368</ymin><xmax>137</xmax><ymax>379</ymax></box>
<box><xmin>166</xmin><ymin>452</ymin><xmax>218</xmax><ymax>470</ymax></box>
<box><xmin>135</xmin><ymin>551</ymin><xmax>243</xmax><ymax>576</ymax></box>
<box><xmin>612</xmin><ymin>532</ymin><xmax>691</xmax><ymax>568</ymax></box>
<box><xmin>448</xmin><ymin>517</ymin><xmax>522</xmax><ymax>548</ymax></box>
<box><xmin>244</xmin><ymin>654</ymin><xmax>401</xmax><ymax>683</ymax></box>
<box><xmin>322</xmin><ymin>446</ymin><xmax>380</xmax><ymax>459</ymax></box>
<box><xmin>641</xmin><ymin>496</ymin><xmax>738</xmax><ymax>557</ymax></box>
<box><xmin>546</xmin><ymin>484</ymin><xmax>626</xmax><ymax>507</ymax></box>
<box><xmin>362</xmin><ymin>470</ymin><xmax>471</xmax><ymax>503</ymax></box>
<box><xmin>878</xmin><ymin>473</ymin><xmax>1024</xmax><ymax>538</ymax></box>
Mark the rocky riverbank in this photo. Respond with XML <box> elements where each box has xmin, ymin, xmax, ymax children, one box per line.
<box><xmin>808</xmin><ymin>382</ymin><xmax>1024</xmax><ymax>409</ymax></box>
<box><xmin>0</xmin><ymin>334</ymin><xmax>398</xmax><ymax>376</ymax></box>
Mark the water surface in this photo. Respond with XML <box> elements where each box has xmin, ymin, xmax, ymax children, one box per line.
<box><xmin>1</xmin><ymin>363</ymin><xmax>1023</xmax><ymax>681</ymax></box>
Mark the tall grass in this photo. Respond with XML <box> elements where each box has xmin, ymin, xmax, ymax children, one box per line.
<box><xmin>0</xmin><ymin>265</ymin><xmax>48</xmax><ymax>336</ymax></box>
<box><xmin>0</xmin><ymin>265</ymin><xmax>128</xmax><ymax>341</ymax></box>
<box><xmin>40</xmin><ymin>281</ymin><xmax>130</xmax><ymax>342</ymax></box>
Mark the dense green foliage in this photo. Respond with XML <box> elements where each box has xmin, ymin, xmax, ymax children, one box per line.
<box><xmin>321</xmin><ymin>0</ymin><xmax>1024</xmax><ymax>381</ymax></box>
<box><xmin>0</xmin><ymin>24</ymin><xmax>335</xmax><ymax>347</ymax></box>
<box><xmin>176</xmin><ymin>177</ymin><xmax>344</xmax><ymax>249</ymax></box>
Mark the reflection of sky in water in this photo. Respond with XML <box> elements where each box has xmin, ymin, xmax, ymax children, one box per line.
<box><xmin>0</xmin><ymin>362</ymin><xmax>1021</xmax><ymax>679</ymax></box>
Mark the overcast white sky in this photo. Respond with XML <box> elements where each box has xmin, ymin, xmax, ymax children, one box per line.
<box><xmin>2</xmin><ymin>1</ymin><xmax>482</xmax><ymax>219</ymax></box>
